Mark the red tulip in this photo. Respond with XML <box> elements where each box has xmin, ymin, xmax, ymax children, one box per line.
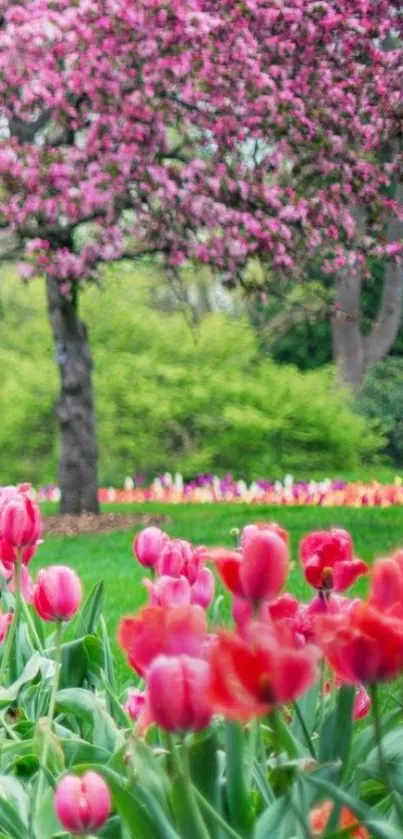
<box><xmin>212</xmin><ymin>531</ymin><xmax>289</xmax><ymax>605</ymax></box>
<box><xmin>55</xmin><ymin>771</ymin><xmax>111</xmax><ymax>835</ymax></box>
<box><xmin>144</xmin><ymin>575</ymin><xmax>191</xmax><ymax>608</ymax></box>
<box><xmin>118</xmin><ymin>604</ymin><xmax>207</xmax><ymax>676</ymax></box>
<box><xmin>316</xmin><ymin>601</ymin><xmax>403</xmax><ymax>684</ymax></box>
<box><xmin>191</xmin><ymin>567</ymin><xmax>215</xmax><ymax>609</ymax></box>
<box><xmin>147</xmin><ymin>654</ymin><xmax>212</xmax><ymax>732</ymax></box>
<box><xmin>295</xmin><ymin>593</ymin><xmax>359</xmax><ymax>643</ymax></box>
<box><xmin>124</xmin><ymin>688</ymin><xmax>146</xmax><ymax>722</ymax></box>
<box><xmin>33</xmin><ymin>566</ymin><xmax>82</xmax><ymax>622</ymax></box>
<box><xmin>300</xmin><ymin>529</ymin><xmax>367</xmax><ymax>592</ymax></box>
<box><xmin>208</xmin><ymin>621</ymin><xmax>319</xmax><ymax>720</ymax></box>
<box><xmin>133</xmin><ymin>527</ymin><xmax>168</xmax><ymax>569</ymax></box>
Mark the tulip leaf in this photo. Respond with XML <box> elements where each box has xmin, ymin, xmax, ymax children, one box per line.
<box><xmin>224</xmin><ymin>722</ymin><xmax>254</xmax><ymax>839</ymax></box>
<box><xmin>255</xmin><ymin>793</ymin><xmax>293</xmax><ymax>839</ymax></box>
<box><xmin>33</xmin><ymin>788</ymin><xmax>61</xmax><ymax>839</ymax></box>
<box><xmin>292</xmin><ymin>681</ymin><xmax>320</xmax><ymax>744</ymax></box>
<box><xmin>319</xmin><ymin>685</ymin><xmax>354</xmax><ymax>768</ymax></box>
<box><xmin>76</xmin><ymin>580</ymin><xmax>105</xmax><ymax>637</ymax></box>
<box><xmin>306</xmin><ymin>775</ymin><xmax>402</xmax><ymax>839</ymax></box>
<box><xmin>187</xmin><ymin>729</ymin><xmax>222</xmax><ymax>837</ymax></box>
<box><xmin>0</xmin><ymin>653</ymin><xmax>44</xmax><ymax>703</ymax></box>
<box><xmin>351</xmin><ymin>710</ymin><xmax>402</xmax><ymax>770</ymax></box>
<box><xmin>0</xmin><ymin>796</ymin><xmax>29</xmax><ymax>839</ymax></box>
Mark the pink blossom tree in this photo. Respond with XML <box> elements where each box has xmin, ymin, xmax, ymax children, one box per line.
<box><xmin>0</xmin><ymin>0</ymin><xmax>401</xmax><ymax>512</ymax></box>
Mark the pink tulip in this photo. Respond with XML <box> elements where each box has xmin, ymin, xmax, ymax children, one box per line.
<box><xmin>191</xmin><ymin>567</ymin><xmax>215</xmax><ymax>609</ymax></box>
<box><xmin>0</xmin><ymin>487</ymin><xmax>41</xmax><ymax>562</ymax></box>
<box><xmin>55</xmin><ymin>771</ymin><xmax>111</xmax><ymax>835</ymax></box>
<box><xmin>157</xmin><ymin>539</ymin><xmax>201</xmax><ymax>584</ymax></box>
<box><xmin>124</xmin><ymin>688</ymin><xmax>146</xmax><ymax>721</ymax></box>
<box><xmin>353</xmin><ymin>687</ymin><xmax>371</xmax><ymax>721</ymax></box>
<box><xmin>147</xmin><ymin>654</ymin><xmax>212</xmax><ymax>732</ymax></box>
<box><xmin>0</xmin><ymin>609</ymin><xmax>12</xmax><ymax>644</ymax></box>
<box><xmin>33</xmin><ymin>566</ymin><xmax>82</xmax><ymax>622</ymax></box>
<box><xmin>144</xmin><ymin>574</ymin><xmax>191</xmax><ymax>608</ymax></box>
<box><xmin>0</xmin><ymin>539</ymin><xmax>38</xmax><ymax>568</ymax></box>
<box><xmin>133</xmin><ymin>527</ymin><xmax>169</xmax><ymax>569</ymax></box>
<box><xmin>240</xmin><ymin>531</ymin><xmax>289</xmax><ymax>603</ymax></box>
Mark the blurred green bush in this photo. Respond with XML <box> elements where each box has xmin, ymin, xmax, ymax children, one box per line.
<box><xmin>0</xmin><ymin>266</ymin><xmax>383</xmax><ymax>485</ymax></box>
<box><xmin>357</xmin><ymin>357</ymin><xmax>403</xmax><ymax>466</ymax></box>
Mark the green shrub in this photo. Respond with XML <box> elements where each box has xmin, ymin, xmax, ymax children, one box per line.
<box><xmin>0</xmin><ymin>266</ymin><xmax>382</xmax><ymax>484</ymax></box>
<box><xmin>358</xmin><ymin>357</ymin><xmax>403</xmax><ymax>465</ymax></box>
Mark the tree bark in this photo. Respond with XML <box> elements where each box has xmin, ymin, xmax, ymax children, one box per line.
<box><xmin>364</xmin><ymin>183</ymin><xmax>403</xmax><ymax>369</ymax></box>
<box><xmin>45</xmin><ymin>276</ymin><xmax>99</xmax><ymax>514</ymax></box>
<box><xmin>332</xmin><ymin>191</ymin><xmax>403</xmax><ymax>389</ymax></box>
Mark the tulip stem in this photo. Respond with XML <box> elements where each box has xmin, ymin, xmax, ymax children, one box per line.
<box><xmin>168</xmin><ymin>735</ymin><xmax>211</xmax><ymax>839</ymax></box>
<box><xmin>20</xmin><ymin>597</ymin><xmax>44</xmax><ymax>654</ymax></box>
<box><xmin>293</xmin><ymin>702</ymin><xmax>317</xmax><ymax>760</ymax></box>
<box><xmin>0</xmin><ymin>559</ymin><xmax>22</xmax><ymax>686</ymax></box>
<box><xmin>370</xmin><ymin>683</ymin><xmax>403</xmax><ymax>823</ymax></box>
<box><xmin>32</xmin><ymin>621</ymin><xmax>63</xmax><ymax>827</ymax></box>
<box><xmin>192</xmin><ymin>785</ymin><xmax>244</xmax><ymax>839</ymax></box>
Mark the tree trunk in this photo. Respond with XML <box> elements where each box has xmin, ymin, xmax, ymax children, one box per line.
<box><xmin>332</xmin><ymin>191</ymin><xmax>403</xmax><ymax>389</ymax></box>
<box><xmin>46</xmin><ymin>276</ymin><xmax>99</xmax><ymax>514</ymax></box>
<box><xmin>332</xmin><ymin>270</ymin><xmax>365</xmax><ymax>390</ymax></box>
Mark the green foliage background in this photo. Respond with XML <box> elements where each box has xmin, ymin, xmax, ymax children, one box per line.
<box><xmin>0</xmin><ymin>266</ymin><xmax>383</xmax><ymax>486</ymax></box>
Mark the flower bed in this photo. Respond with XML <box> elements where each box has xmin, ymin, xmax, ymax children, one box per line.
<box><xmin>0</xmin><ymin>483</ymin><xmax>402</xmax><ymax>838</ymax></box>
<box><xmin>38</xmin><ymin>472</ymin><xmax>403</xmax><ymax>507</ymax></box>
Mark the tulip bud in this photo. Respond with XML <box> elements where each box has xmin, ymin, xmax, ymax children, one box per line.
<box><xmin>55</xmin><ymin>771</ymin><xmax>111</xmax><ymax>835</ymax></box>
<box><xmin>33</xmin><ymin>566</ymin><xmax>82</xmax><ymax>622</ymax></box>
<box><xmin>147</xmin><ymin>654</ymin><xmax>212</xmax><ymax>732</ymax></box>
<box><xmin>133</xmin><ymin>527</ymin><xmax>168</xmax><ymax>569</ymax></box>
<box><xmin>124</xmin><ymin>688</ymin><xmax>146</xmax><ymax>721</ymax></box>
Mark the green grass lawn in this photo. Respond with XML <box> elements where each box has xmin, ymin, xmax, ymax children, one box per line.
<box><xmin>34</xmin><ymin>503</ymin><xmax>403</xmax><ymax>689</ymax></box>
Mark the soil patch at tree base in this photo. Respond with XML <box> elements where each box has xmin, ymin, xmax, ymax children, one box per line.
<box><xmin>43</xmin><ymin>512</ymin><xmax>170</xmax><ymax>537</ymax></box>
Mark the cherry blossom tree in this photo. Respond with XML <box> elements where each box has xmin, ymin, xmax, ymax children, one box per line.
<box><xmin>0</xmin><ymin>0</ymin><xmax>401</xmax><ymax>511</ymax></box>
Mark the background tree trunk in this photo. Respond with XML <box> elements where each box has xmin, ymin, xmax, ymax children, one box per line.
<box><xmin>46</xmin><ymin>276</ymin><xmax>99</xmax><ymax>514</ymax></box>
<box><xmin>332</xmin><ymin>271</ymin><xmax>365</xmax><ymax>390</ymax></box>
<box><xmin>332</xmin><ymin>190</ymin><xmax>403</xmax><ymax>390</ymax></box>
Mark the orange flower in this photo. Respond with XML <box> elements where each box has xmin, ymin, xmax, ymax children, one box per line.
<box><xmin>310</xmin><ymin>800</ymin><xmax>369</xmax><ymax>838</ymax></box>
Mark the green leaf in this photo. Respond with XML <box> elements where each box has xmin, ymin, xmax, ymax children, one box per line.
<box><xmin>319</xmin><ymin>685</ymin><xmax>355</xmax><ymax>768</ymax></box>
<box><xmin>292</xmin><ymin>682</ymin><xmax>319</xmax><ymax>742</ymax></box>
<box><xmin>76</xmin><ymin>581</ymin><xmax>105</xmax><ymax>637</ymax></box>
<box><xmin>0</xmin><ymin>778</ymin><xmax>29</xmax><ymax>828</ymax></box>
<box><xmin>351</xmin><ymin>710</ymin><xmax>401</xmax><ymax>770</ymax></box>
<box><xmin>0</xmin><ymin>796</ymin><xmax>29</xmax><ymax>839</ymax></box>
<box><xmin>0</xmin><ymin>654</ymin><xmax>44</xmax><ymax>703</ymax></box>
<box><xmin>306</xmin><ymin>775</ymin><xmax>401</xmax><ymax>839</ymax></box>
<box><xmin>56</xmin><ymin>688</ymin><xmax>120</xmax><ymax>754</ymax></box>
<box><xmin>255</xmin><ymin>794</ymin><xmax>292</xmax><ymax>839</ymax></box>
<box><xmin>33</xmin><ymin>788</ymin><xmax>61</xmax><ymax>839</ymax></box>
<box><xmin>99</xmin><ymin>616</ymin><xmax>117</xmax><ymax>693</ymax></box>
<box><xmin>224</xmin><ymin>722</ymin><xmax>254</xmax><ymax>839</ymax></box>
<box><xmin>187</xmin><ymin>729</ymin><xmax>222</xmax><ymax>837</ymax></box>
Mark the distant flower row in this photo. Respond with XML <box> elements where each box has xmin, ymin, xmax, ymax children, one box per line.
<box><xmin>35</xmin><ymin>473</ymin><xmax>403</xmax><ymax>507</ymax></box>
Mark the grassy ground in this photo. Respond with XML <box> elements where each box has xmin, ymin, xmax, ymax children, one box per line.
<box><xmin>34</xmin><ymin>503</ymin><xmax>403</xmax><ymax>688</ymax></box>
